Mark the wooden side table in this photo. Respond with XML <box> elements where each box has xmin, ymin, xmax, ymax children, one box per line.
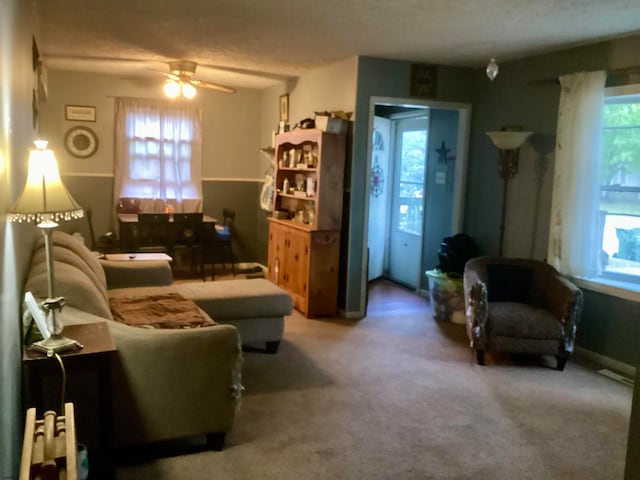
<box><xmin>23</xmin><ymin>322</ymin><xmax>116</xmax><ymax>478</ymax></box>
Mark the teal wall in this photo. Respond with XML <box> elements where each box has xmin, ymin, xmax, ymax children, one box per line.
<box><xmin>421</xmin><ymin>109</ymin><xmax>459</xmax><ymax>290</ymax></box>
<box><xmin>463</xmin><ymin>36</ymin><xmax>640</xmax><ymax>365</ymax></box>
<box><xmin>578</xmin><ymin>290</ymin><xmax>640</xmax><ymax>366</ymax></box>
<box><xmin>0</xmin><ymin>1</ymin><xmax>41</xmax><ymax>475</ymax></box>
<box><xmin>345</xmin><ymin>57</ymin><xmax>474</xmax><ymax>314</ymax></box>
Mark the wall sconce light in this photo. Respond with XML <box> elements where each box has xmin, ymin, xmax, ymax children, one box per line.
<box><xmin>486</xmin><ymin>129</ymin><xmax>533</xmax><ymax>256</ymax></box>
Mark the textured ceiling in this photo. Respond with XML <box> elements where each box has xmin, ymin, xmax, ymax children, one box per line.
<box><xmin>35</xmin><ymin>0</ymin><xmax>640</xmax><ymax>89</ymax></box>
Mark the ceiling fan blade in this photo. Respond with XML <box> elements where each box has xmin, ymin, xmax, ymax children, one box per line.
<box><xmin>191</xmin><ymin>79</ymin><xmax>236</xmax><ymax>94</ymax></box>
<box><xmin>147</xmin><ymin>69</ymin><xmax>180</xmax><ymax>81</ymax></box>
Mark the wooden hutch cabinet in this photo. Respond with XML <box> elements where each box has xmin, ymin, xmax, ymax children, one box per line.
<box><xmin>267</xmin><ymin>128</ymin><xmax>346</xmax><ymax>318</ymax></box>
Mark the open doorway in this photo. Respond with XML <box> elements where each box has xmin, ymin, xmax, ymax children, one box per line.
<box><xmin>364</xmin><ymin>97</ymin><xmax>471</xmax><ymax>300</ymax></box>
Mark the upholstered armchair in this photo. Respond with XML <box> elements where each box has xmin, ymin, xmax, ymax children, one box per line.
<box><xmin>463</xmin><ymin>257</ymin><xmax>583</xmax><ymax>370</ymax></box>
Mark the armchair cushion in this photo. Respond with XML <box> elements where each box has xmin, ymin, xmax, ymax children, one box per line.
<box><xmin>486</xmin><ymin>264</ymin><xmax>532</xmax><ymax>303</ymax></box>
<box><xmin>489</xmin><ymin>302</ymin><xmax>563</xmax><ymax>339</ymax></box>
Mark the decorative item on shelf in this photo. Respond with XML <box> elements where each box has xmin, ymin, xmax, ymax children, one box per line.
<box><xmin>279</xmin><ymin>94</ymin><xmax>289</xmax><ymax>123</ymax></box>
<box><xmin>306</xmin><ymin>177</ymin><xmax>315</xmax><ymax>197</ymax></box>
<box><xmin>279</xmin><ymin>151</ymin><xmax>288</xmax><ymax>168</ymax></box>
<box><xmin>289</xmin><ymin>148</ymin><xmax>298</xmax><ymax>167</ymax></box>
<box><xmin>486</xmin><ymin>127</ymin><xmax>533</xmax><ymax>256</ymax></box>
<box><xmin>314</xmin><ymin>111</ymin><xmax>352</xmax><ymax>134</ymax></box>
<box><xmin>282</xmin><ymin>178</ymin><xmax>290</xmax><ymax>194</ymax></box>
<box><xmin>8</xmin><ymin>140</ymin><xmax>84</xmax><ymax>354</ymax></box>
<box><xmin>273</xmin><ymin>210</ymin><xmax>289</xmax><ymax>219</ymax></box>
<box><xmin>295</xmin><ymin>174</ymin><xmax>305</xmax><ymax>192</ymax></box>
<box><xmin>307</xmin><ymin>204</ymin><xmax>315</xmax><ymax>225</ymax></box>
<box><xmin>278</xmin><ymin>121</ymin><xmax>289</xmax><ymax>134</ymax></box>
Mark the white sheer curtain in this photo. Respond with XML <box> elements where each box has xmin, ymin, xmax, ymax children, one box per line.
<box><xmin>114</xmin><ymin>97</ymin><xmax>203</xmax><ymax>212</ymax></box>
<box><xmin>547</xmin><ymin>70</ymin><xmax>606</xmax><ymax>278</ymax></box>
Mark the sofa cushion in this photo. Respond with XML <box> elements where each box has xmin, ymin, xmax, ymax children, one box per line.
<box><xmin>108</xmin><ymin>279</ymin><xmax>292</xmax><ymax>321</ymax></box>
<box><xmin>488</xmin><ymin>302</ymin><xmax>563</xmax><ymax>339</ymax></box>
<box><xmin>109</xmin><ymin>293</ymin><xmax>215</xmax><ymax>329</ymax></box>
<box><xmin>31</xmin><ymin>245</ymin><xmax>109</xmax><ymax>303</ymax></box>
<box><xmin>25</xmin><ymin>261</ymin><xmax>113</xmax><ymax>320</ymax></box>
<box><xmin>35</xmin><ymin>230</ymin><xmax>108</xmax><ymax>291</ymax></box>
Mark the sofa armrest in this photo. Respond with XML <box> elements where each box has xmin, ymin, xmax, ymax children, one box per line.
<box><xmin>100</xmin><ymin>259</ymin><xmax>173</xmax><ymax>289</ymax></box>
<box><xmin>107</xmin><ymin>321</ymin><xmax>242</xmax><ymax>445</ymax></box>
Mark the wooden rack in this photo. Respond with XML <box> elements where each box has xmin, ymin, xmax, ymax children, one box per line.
<box><xmin>20</xmin><ymin>403</ymin><xmax>77</xmax><ymax>480</ymax></box>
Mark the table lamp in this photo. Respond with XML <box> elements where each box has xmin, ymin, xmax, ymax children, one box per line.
<box><xmin>8</xmin><ymin>140</ymin><xmax>84</xmax><ymax>353</ymax></box>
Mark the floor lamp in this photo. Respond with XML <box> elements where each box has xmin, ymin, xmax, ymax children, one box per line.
<box><xmin>8</xmin><ymin>140</ymin><xmax>85</xmax><ymax>353</ymax></box>
<box><xmin>486</xmin><ymin>130</ymin><xmax>533</xmax><ymax>256</ymax></box>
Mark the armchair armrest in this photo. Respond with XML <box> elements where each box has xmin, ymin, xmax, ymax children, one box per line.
<box><xmin>100</xmin><ymin>259</ymin><xmax>173</xmax><ymax>289</ymax></box>
<box><xmin>534</xmin><ymin>273</ymin><xmax>583</xmax><ymax>352</ymax></box>
<box><xmin>464</xmin><ymin>280</ymin><xmax>489</xmax><ymax>350</ymax></box>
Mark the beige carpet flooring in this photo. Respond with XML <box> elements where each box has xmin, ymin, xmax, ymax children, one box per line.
<box><xmin>114</xmin><ymin>280</ymin><xmax>632</xmax><ymax>479</ymax></box>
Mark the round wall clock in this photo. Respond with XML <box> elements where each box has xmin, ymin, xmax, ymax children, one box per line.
<box><xmin>64</xmin><ymin>126</ymin><xmax>99</xmax><ymax>158</ymax></box>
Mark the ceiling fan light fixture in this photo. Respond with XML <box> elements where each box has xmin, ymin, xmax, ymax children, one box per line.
<box><xmin>163</xmin><ymin>80</ymin><xmax>180</xmax><ymax>98</ymax></box>
<box><xmin>181</xmin><ymin>82</ymin><xmax>197</xmax><ymax>99</ymax></box>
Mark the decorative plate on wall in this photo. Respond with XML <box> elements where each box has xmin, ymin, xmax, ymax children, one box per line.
<box><xmin>64</xmin><ymin>126</ymin><xmax>98</xmax><ymax>158</ymax></box>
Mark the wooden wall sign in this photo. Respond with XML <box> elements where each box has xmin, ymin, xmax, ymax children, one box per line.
<box><xmin>410</xmin><ymin>64</ymin><xmax>438</xmax><ymax>98</ymax></box>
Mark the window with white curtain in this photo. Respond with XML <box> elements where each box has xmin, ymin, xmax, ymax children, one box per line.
<box><xmin>114</xmin><ymin>97</ymin><xmax>203</xmax><ymax>206</ymax></box>
<box><xmin>548</xmin><ymin>74</ymin><xmax>640</xmax><ymax>294</ymax></box>
<box><xmin>599</xmin><ymin>85</ymin><xmax>640</xmax><ymax>284</ymax></box>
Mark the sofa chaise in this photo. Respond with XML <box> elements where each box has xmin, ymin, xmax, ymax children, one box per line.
<box><xmin>23</xmin><ymin>230</ymin><xmax>292</xmax><ymax>447</ymax></box>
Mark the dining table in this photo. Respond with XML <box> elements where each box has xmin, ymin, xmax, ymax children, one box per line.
<box><xmin>117</xmin><ymin>213</ymin><xmax>217</xmax><ymax>252</ymax></box>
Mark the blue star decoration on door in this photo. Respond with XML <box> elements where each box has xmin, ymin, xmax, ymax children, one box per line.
<box><xmin>435</xmin><ymin>141</ymin><xmax>455</xmax><ymax>164</ymax></box>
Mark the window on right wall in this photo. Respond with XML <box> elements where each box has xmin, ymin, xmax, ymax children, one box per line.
<box><xmin>599</xmin><ymin>85</ymin><xmax>640</xmax><ymax>285</ymax></box>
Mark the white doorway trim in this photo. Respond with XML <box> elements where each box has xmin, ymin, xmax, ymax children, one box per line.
<box><xmin>360</xmin><ymin>96</ymin><xmax>472</xmax><ymax>316</ymax></box>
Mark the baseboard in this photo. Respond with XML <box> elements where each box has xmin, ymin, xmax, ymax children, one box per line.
<box><xmin>575</xmin><ymin>346</ymin><xmax>636</xmax><ymax>378</ymax></box>
<box><xmin>338</xmin><ymin>308</ymin><xmax>365</xmax><ymax>319</ymax></box>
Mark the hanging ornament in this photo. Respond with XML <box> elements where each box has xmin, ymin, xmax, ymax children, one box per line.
<box><xmin>371</xmin><ymin>162</ymin><xmax>384</xmax><ymax>197</ymax></box>
<box><xmin>486</xmin><ymin>57</ymin><xmax>499</xmax><ymax>81</ymax></box>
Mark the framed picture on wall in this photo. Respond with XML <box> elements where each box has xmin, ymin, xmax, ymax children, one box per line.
<box><xmin>279</xmin><ymin>94</ymin><xmax>289</xmax><ymax>122</ymax></box>
<box><xmin>410</xmin><ymin>64</ymin><xmax>438</xmax><ymax>99</ymax></box>
<box><xmin>65</xmin><ymin>105</ymin><xmax>96</xmax><ymax>122</ymax></box>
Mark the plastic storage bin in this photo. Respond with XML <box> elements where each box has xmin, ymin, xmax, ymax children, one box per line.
<box><xmin>425</xmin><ymin>269</ymin><xmax>466</xmax><ymax>324</ymax></box>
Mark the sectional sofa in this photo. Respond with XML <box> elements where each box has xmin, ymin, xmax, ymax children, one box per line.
<box><xmin>23</xmin><ymin>230</ymin><xmax>292</xmax><ymax>447</ymax></box>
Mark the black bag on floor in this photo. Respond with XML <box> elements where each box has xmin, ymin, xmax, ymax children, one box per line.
<box><xmin>438</xmin><ymin>233</ymin><xmax>478</xmax><ymax>275</ymax></box>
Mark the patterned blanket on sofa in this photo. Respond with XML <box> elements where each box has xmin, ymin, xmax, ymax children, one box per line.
<box><xmin>109</xmin><ymin>293</ymin><xmax>215</xmax><ymax>329</ymax></box>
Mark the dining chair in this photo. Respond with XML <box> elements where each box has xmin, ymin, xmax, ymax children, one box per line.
<box><xmin>136</xmin><ymin>212</ymin><xmax>170</xmax><ymax>252</ymax></box>
<box><xmin>202</xmin><ymin>208</ymin><xmax>236</xmax><ymax>280</ymax></box>
<box><xmin>171</xmin><ymin>212</ymin><xmax>204</xmax><ymax>273</ymax></box>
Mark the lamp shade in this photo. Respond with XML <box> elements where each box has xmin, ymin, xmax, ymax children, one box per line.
<box><xmin>8</xmin><ymin>141</ymin><xmax>84</xmax><ymax>224</ymax></box>
<box><xmin>486</xmin><ymin>131</ymin><xmax>533</xmax><ymax>150</ymax></box>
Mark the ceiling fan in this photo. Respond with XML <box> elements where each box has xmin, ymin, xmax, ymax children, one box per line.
<box><xmin>158</xmin><ymin>60</ymin><xmax>236</xmax><ymax>97</ymax></box>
